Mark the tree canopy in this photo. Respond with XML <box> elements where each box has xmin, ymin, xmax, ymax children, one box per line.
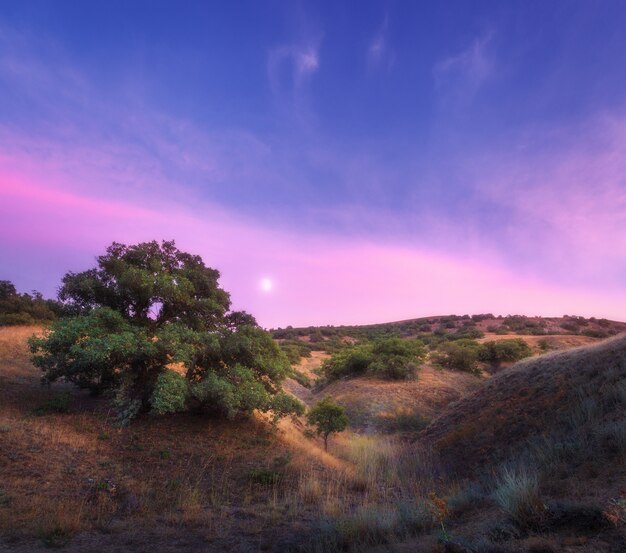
<box><xmin>0</xmin><ymin>280</ymin><xmax>60</xmax><ymax>326</ymax></box>
<box><xmin>29</xmin><ymin>240</ymin><xmax>303</xmax><ymax>424</ymax></box>
<box><xmin>307</xmin><ymin>396</ymin><xmax>348</xmax><ymax>451</ymax></box>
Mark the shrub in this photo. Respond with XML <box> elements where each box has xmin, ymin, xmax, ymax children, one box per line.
<box><xmin>290</xmin><ymin>368</ymin><xmax>312</xmax><ymax>388</ymax></box>
<box><xmin>560</xmin><ymin>322</ymin><xmax>580</xmax><ymax>333</ymax></box>
<box><xmin>471</xmin><ymin>313</ymin><xmax>494</xmax><ymax>322</ymax></box>
<box><xmin>433</xmin><ymin>340</ymin><xmax>482</xmax><ymax>373</ymax></box>
<box><xmin>493</xmin><ymin>466</ymin><xmax>547</xmax><ymax>529</ymax></box>
<box><xmin>368</xmin><ymin>338</ymin><xmax>423</xmax><ymax>379</ymax></box>
<box><xmin>268</xmin><ymin>391</ymin><xmax>305</xmax><ymax>422</ymax></box>
<box><xmin>449</xmin><ymin>327</ymin><xmax>484</xmax><ymax>340</ymax></box>
<box><xmin>321</xmin><ymin>338</ymin><xmax>424</xmax><ymax>381</ymax></box>
<box><xmin>479</xmin><ymin>339</ymin><xmax>532</xmax><ymax>366</ymax></box>
<box><xmin>150</xmin><ymin>370</ymin><xmax>188</xmax><ymax>415</ymax></box>
<box><xmin>321</xmin><ymin>344</ymin><xmax>373</xmax><ymax>380</ymax></box>
<box><xmin>581</xmin><ymin>328</ymin><xmax>609</xmax><ymax>338</ymax></box>
<box><xmin>31</xmin><ymin>392</ymin><xmax>72</xmax><ymax>416</ymax></box>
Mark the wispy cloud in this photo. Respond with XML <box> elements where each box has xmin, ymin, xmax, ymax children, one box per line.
<box><xmin>267</xmin><ymin>39</ymin><xmax>321</xmax><ymax>95</ymax></box>
<box><xmin>4</xmin><ymin>172</ymin><xmax>624</xmax><ymax>327</ymax></box>
<box><xmin>367</xmin><ymin>14</ymin><xmax>394</xmax><ymax>71</ymax></box>
<box><xmin>468</xmin><ymin>111</ymin><xmax>626</xmax><ymax>289</ymax></box>
<box><xmin>433</xmin><ymin>31</ymin><xmax>494</xmax><ymax>101</ymax></box>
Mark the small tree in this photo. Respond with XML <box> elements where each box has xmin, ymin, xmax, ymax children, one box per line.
<box><xmin>307</xmin><ymin>396</ymin><xmax>348</xmax><ymax>451</ymax></box>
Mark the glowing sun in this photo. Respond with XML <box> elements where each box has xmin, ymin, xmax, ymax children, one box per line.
<box><xmin>260</xmin><ymin>277</ymin><xmax>273</xmax><ymax>292</ymax></box>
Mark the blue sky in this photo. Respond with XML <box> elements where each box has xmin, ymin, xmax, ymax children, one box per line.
<box><xmin>1</xmin><ymin>1</ymin><xmax>626</xmax><ymax>326</ymax></box>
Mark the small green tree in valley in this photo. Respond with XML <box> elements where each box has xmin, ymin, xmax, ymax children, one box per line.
<box><xmin>307</xmin><ymin>396</ymin><xmax>348</xmax><ymax>451</ymax></box>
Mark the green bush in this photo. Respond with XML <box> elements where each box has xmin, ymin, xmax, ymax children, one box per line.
<box><xmin>433</xmin><ymin>339</ymin><xmax>482</xmax><ymax>373</ymax></box>
<box><xmin>321</xmin><ymin>338</ymin><xmax>425</xmax><ymax>381</ymax></box>
<box><xmin>150</xmin><ymin>370</ymin><xmax>188</xmax><ymax>415</ymax></box>
<box><xmin>321</xmin><ymin>345</ymin><xmax>373</xmax><ymax>380</ymax></box>
<box><xmin>31</xmin><ymin>392</ymin><xmax>72</xmax><ymax>416</ymax></box>
<box><xmin>479</xmin><ymin>339</ymin><xmax>532</xmax><ymax>366</ymax></box>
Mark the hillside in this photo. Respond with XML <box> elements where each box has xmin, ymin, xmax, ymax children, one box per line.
<box><xmin>284</xmin><ymin>351</ymin><xmax>484</xmax><ymax>432</ymax></box>
<box><xmin>2</xmin><ymin>324</ymin><xmax>625</xmax><ymax>553</ymax></box>
<box><xmin>421</xmin><ymin>334</ymin><xmax>626</xmax><ymax>476</ymax></box>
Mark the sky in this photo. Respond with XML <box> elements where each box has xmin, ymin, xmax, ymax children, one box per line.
<box><xmin>1</xmin><ymin>0</ymin><xmax>626</xmax><ymax>328</ymax></box>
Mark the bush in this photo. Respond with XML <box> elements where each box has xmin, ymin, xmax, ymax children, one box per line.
<box><xmin>321</xmin><ymin>338</ymin><xmax>425</xmax><ymax>381</ymax></box>
<box><xmin>368</xmin><ymin>338</ymin><xmax>423</xmax><ymax>380</ymax></box>
<box><xmin>433</xmin><ymin>339</ymin><xmax>482</xmax><ymax>373</ymax></box>
<box><xmin>493</xmin><ymin>466</ymin><xmax>547</xmax><ymax>529</ymax></box>
<box><xmin>479</xmin><ymin>339</ymin><xmax>532</xmax><ymax>366</ymax></box>
<box><xmin>560</xmin><ymin>322</ymin><xmax>580</xmax><ymax>333</ymax></box>
<box><xmin>290</xmin><ymin>368</ymin><xmax>312</xmax><ymax>388</ymax></box>
<box><xmin>449</xmin><ymin>327</ymin><xmax>484</xmax><ymax>340</ymax></box>
<box><xmin>150</xmin><ymin>370</ymin><xmax>188</xmax><ymax>415</ymax></box>
<box><xmin>321</xmin><ymin>344</ymin><xmax>373</xmax><ymax>380</ymax></box>
<box><xmin>31</xmin><ymin>392</ymin><xmax>72</xmax><ymax>416</ymax></box>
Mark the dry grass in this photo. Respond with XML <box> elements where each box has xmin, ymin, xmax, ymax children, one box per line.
<box><xmin>2</xmin><ymin>325</ymin><xmax>624</xmax><ymax>552</ymax></box>
<box><xmin>312</xmin><ymin>364</ymin><xmax>483</xmax><ymax>431</ymax></box>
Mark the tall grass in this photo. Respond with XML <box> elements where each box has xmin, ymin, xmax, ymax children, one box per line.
<box><xmin>493</xmin><ymin>466</ymin><xmax>546</xmax><ymax>529</ymax></box>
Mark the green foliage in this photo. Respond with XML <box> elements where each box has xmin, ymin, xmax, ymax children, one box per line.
<box><xmin>0</xmin><ymin>280</ymin><xmax>60</xmax><ymax>326</ymax></box>
<box><xmin>29</xmin><ymin>240</ymin><xmax>302</xmax><ymax>423</ymax></box>
<box><xmin>479</xmin><ymin>339</ymin><xmax>532</xmax><ymax>366</ymax></box>
<box><xmin>29</xmin><ymin>307</ymin><xmax>170</xmax><ymax>396</ymax></box>
<box><xmin>322</xmin><ymin>344</ymin><xmax>373</xmax><ymax>380</ymax></box>
<box><xmin>321</xmin><ymin>338</ymin><xmax>425</xmax><ymax>381</ymax></box>
<box><xmin>433</xmin><ymin>339</ymin><xmax>482</xmax><ymax>373</ymax></box>
<box><xmin>280</xmin><ymin>341</ymin><xmax>314</xmax><ymax>364</ymax></box>
<box><xmin>368</xmin><ymin>338</ymin><xmax>424</xmax><ymax>379</ymax></box>
<box><xmin>433</xmin><ymin>338</ymin><xmax>531</xmax><ymax>373</ymax></box>
<box><xmin>150</xmin><ymin>370</ymin><xmax>188</xmax><ymax>415</ymax></box>
<box><xmin>269</xmin><ymin>391</ymin><xmax>305</xmax><ymax>422</ymax></box>
<box><xmin>290</xmin><ymin>368</ymin><xmax>312</xmax><ymax>388</ymax></box>
<box><xmin>31</xmin><ymin>392</ymin><xmax>72</xmax><ymax>416</ymax></box>
<box><xmin>502</xmin><ymin>315</ymin><xmax>546</xmax><ymax>335</ymax></box>
<box><xmin>307</xmin><ymin>396</ymin><xmax>349</xmax><ymax>450</ymax></box>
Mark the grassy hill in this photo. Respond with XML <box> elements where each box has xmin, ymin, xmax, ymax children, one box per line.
<box><xmin>422</xmin><ymin>333</ymin><xmax>626</xmax><ymax>477</ymax></box>
<box><xmin>273</xmin><ymin>314</ymin><xmax>626</xmax><ymax>342</ymax></box>
<box><xmin>1</xmin><ymin>322</ymin><xmax>625</xmax><ymax>552</ymax></box>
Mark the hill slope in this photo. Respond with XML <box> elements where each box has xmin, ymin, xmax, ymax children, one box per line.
<box><xmin>422</xmin><ymin>333</ymin><xmax>626</xmax><ymax>479</ymax></box>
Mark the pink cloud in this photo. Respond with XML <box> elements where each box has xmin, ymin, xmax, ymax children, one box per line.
<box><xmin>2</xmin><ymin>169</ymin><xmax>625</xmax><ymax>328</ymax></box>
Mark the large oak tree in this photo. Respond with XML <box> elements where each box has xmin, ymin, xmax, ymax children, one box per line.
<box><xmin>29</xmin><ymin>240</ymin><xmax>303</xmax><ymax>423</ymax></box>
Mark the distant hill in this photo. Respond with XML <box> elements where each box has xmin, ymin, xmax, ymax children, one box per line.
<box><xmin>272</xmin><ymin>313</ymin><xmax>626</xmax><ymax>343</ymax></box>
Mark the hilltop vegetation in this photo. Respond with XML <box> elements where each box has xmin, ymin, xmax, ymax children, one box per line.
<box><xmin>0</xmin><ymin>280</ymin><xmax>60</xmax><ymax>326</ymax></box>
<box><xmin>272</xmin><ymin>313</ymin><xmax>626</xmax><ymax>344</ymax></box>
